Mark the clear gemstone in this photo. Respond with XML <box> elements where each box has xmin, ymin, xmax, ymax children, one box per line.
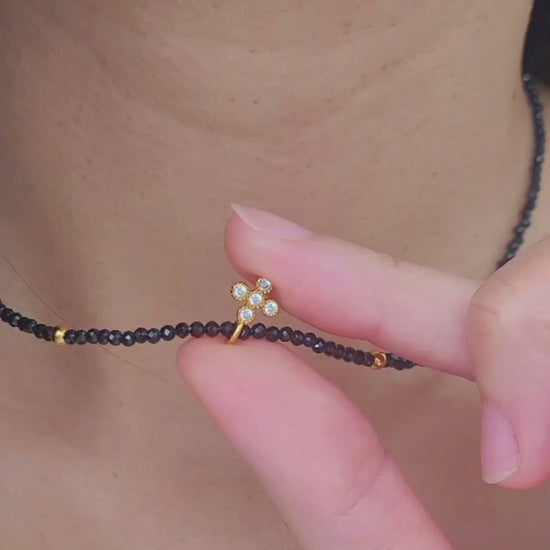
<box><xmin>232</xmin><ymin>283</ymin><xmax>249</xmax><ymax>300</ymax></box>
<box><xmin>263</xmin><ymin>300</ymin><xmax>279</xmax><ymax>317</ymax></box>
<box><xmin>239</xmin><ymin>307</ymin><xmax>255</xmax><ymax>322</ymax></box>
<box><xmin>248</xmin><ymin>292</ymin><xmax>264</xmax><ymax>307</ymax></box>
<box><xmin>257</xmin><ymin>278</ymin><xmax>272</xmax><ymax>293</ymax></box>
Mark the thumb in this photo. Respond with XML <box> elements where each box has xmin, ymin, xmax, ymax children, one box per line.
<box><xmin>177</xmin><ymin>338</ymin><xmax>452</xmax><ymax>550</ymax></box>
<box><xmin>468</xmin><ymin>237</ymin><xmax>550</xmax><ymax>488</ymax></box>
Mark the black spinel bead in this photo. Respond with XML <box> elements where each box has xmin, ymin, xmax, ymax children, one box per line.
<box><xmin>190</xmin><ymin>322</ymin><xmax>205</xmax><ymax>338</ymax></box>
<box><xmin>364</xmin><ymin>352</ymin><xmax>375</xmax><ymax>367</ymax></box>
<box><xmin>134</xmin><ymin>327</ymin><xmax>148</xmax><ymax>344</ymax></box>
<box><xmin>160</xmin><ymin>325</ymin><xmax>176</xmax><ymax>341</ymax></box>
<box><xmin>520</xmin><ymin>218</ymin><xmax>531</xmax><ymax>229</ymax></box>
<box><xmin>387</xmin><ymin>354</ymin><xmax>415</xmax><ymax>371</ymax></box>
<box><xmin>98</xmin><ymin>329</ymin><xmax>110</xmax><ymax>345</ymax></box>
<box><xmin>147</xmin><ymin>328</ymin><xmax>161</xmax><ymax>343</ymax></box>
<box><xmin>17</xmin><ymin>317</ymin><xmax>28</xmax><ymax>331</ymax></box>
<box><xmin>42</xmin><ymin>326</ymin><xmax>54</xmax><ymax>341</ymax></box>
<box><xmin>303</xmin><ymin>332</ymin><xmax>316</xmax><ymax>348</ymax></box>
<box><xmin>323</xmin><ymin>341</ymin><xmax>336</xmax><ymax>357</ymax></box>
<box><xmin>291</xmin><ymin>330</ymin><xmax>304</xmax><ymax>346</ymax></box>
<box><xmin>64</xmin><ymin>330</ymin><xmax>77</xmax><ymax>345</ymax></box>
<box><xmin>353</xmin><ymin>350</ymin><xmax>366</xmax><ymax>365</ymax></box>
<box><xmin>387</xmin><ymin>353</ymin><xmax>400</xmax><ymax>370</ymax></box>
<box><xmin>86</xmin><ymin>328</ymin><xmax>99</xmax><ymax>344</ymax></box>
<box><xmin>239</xmin><ymin>325</ymin><xmax>251</xmax><ymax>340</ymax></box>
<box><xmin>108</xmin><ymin>330</ymin><xmax>123</xmax><ymax>346</ymax></box>
<box><xmin>334</xmin><ymin>344</ymin><xmax>346</xmax><ymax>360</ymax></box>
<box><xmin>8</xmin><ymin>312</ymin><xmax>21</xmax><ymax>327</ymax></box>
<box><xmin>205</xmin><ymin>321</ymin><xmax>220</xmax><ymax>337</ymax></box>
<box><xmin>23</xmin><ymin>319</ymin><xmax>36</xmax><ymax>332</ymax></box>
<box><xmin>33</xmin><ymin>323</ymin><xmax>46</xmax><ymax>339</ymax></box>
<box><xmin>251</xmin><ymin>323</ymin><xmax>266</xmax><ymax>339</ymax></box>
<box><xmin>75</xmin><ymin>330</ymin><xmax>87</xmax><ymax>345</ymax></box>
<box><xmin>175</xmin><ymin>322</ymin><xmax>190</xmax><ymax>339</ymax></box>
<box><xmin>395</xmin><ymin>359</ymin><xmax>408</xmax><ymax>371</ymax></box>
<box><xmin>266</xmin><ymin>326</ymin><xmax>280</xmax><ymax>342</ymax></box>
<box><xmin>343</xmin><ymin>347</ymin><xmax>356</xmax><ymax>362</ymax></box>
<box><xmin>313</xmin><ymin>338</ymin><xmax>325</xmax><ymax>353</ymax></box>
<box><xmin>122</xmin><ymin>331</ymin><xmax>136</xmax><ymax>347</ymax></box>
<box><xmin>220</xmin><ymin>321</ymin><xmax>235</xmax><ymax>338</ymax></box>
<box><xmin>1</xmin><ymin>308</ymin><xmax>13</xmax><ymax>323</ymax></box>
<box><xmin>279</xmin><ymin>327</ymin><xmax>293</xmax><ymax>343</ymax></box>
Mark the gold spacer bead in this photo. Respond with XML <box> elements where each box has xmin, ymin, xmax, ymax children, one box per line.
<box><xmin>372</xmin><ymin>351</ymin><xmax>387</xmax><ymax>370</ymax></box>
<box><xmin>53</xmin><ymin>326</ymin><xmax>68</xmax><ymax>345</ymax></box>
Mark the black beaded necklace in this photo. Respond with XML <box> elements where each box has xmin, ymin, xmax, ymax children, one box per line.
<box><xmin>0</xmin><ymin>74</ymin><xmax>545</xmax><ymax>371</ymax></box>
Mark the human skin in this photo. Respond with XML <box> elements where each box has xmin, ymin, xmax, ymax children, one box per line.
<box><xmin>1</xmin><ymin>1</ymin><xmax>550</xmax><ymax>549</ymax></box>
<box><xmin>178</xmin><ymin>206</ymin><xmax>550</xmax><ymax>548</ymax></box>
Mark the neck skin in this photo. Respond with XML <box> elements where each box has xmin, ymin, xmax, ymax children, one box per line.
<box><xmin>0</xmin><ymin>1</ymin><xmax>545</xmax><ymax>354</ymax></box>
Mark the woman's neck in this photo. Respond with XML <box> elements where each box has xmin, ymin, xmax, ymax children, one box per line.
<box><xmin>0</xmin><ymin>1</ymin><xmax>545</xmax><ymax>331</ymax></box>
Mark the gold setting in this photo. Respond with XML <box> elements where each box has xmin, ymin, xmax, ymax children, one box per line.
<box><xmin>53</xmin><ymin>326</ymin><xmax>68</xmax><ymax>346</ymax></box>
<box><xmin>263</xmin><ymin>299</ymin><xmax>279</xmax><ymax>317</ymax></box>
<box><xmin>247</xmin><ymin>292</ymin><xmax>265</xmax><ymax>308</ymax></box>
<box><xmin>227</xmin><ymin>278</ymin><xmax>279</xmax><ymax>344</ymax></box>
<box><xmin>231</xmin><ymin>282</ymin><xmax>249</xmax><ymax>301</ymax></box>
<box><xmin>372</xmin><ymin>351</ymin><xmax>388</xmax><ymax>370</ymax></box>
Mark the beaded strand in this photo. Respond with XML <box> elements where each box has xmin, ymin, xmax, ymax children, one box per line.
<box><xmin>0</xmin><ymin>74</ymin><xmax>544</xmax><ymax>372</ymax></box>
<box><xmin>0</xmin><ymin>302</ymin><xmax>414</xmax><ymax>371</ymax></box>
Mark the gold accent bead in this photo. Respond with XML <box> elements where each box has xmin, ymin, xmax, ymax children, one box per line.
<box><xmin>372</xmin><ymin>351</ymin><xmax>387</xmax><ymax>370</ymax></box>
<box><xmin>53</xmin><ymin>326</ymin><xmax>68</xmax><ymax>346</ymax></box>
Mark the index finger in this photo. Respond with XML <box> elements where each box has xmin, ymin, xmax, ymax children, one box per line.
<box><xmin>226</xmin><ymin>205</ymin><xmax>478</xmax><ymax>379</ymax></box>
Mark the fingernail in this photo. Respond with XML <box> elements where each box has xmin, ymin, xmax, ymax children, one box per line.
<box><xmin>230</xmin><ymin>204</ymin><xmax>313</xmax><ymax>240</ymax></box>
<box><xmin>481</xmin><ymin>403</ymin><xmax>520</xmax><ymax>484</ymax></box>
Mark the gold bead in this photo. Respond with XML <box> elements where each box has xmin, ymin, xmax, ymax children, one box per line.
<box><xmin>372</xmin><ymin>351</ymin><xmax>387</xmax><ymax>370</ymax></box>
<box><xmin>53</xmin><ymin>326</ymin><xmax>68</xmax><ymax>346</ymax></box>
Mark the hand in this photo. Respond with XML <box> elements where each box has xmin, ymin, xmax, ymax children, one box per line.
<box><xmin>177</xmin><ymin>205</ymin><xmax>550</xmax><ymax>549</ymax></box>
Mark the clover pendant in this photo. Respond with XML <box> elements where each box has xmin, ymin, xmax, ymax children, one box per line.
<box><xmin>227</xmin><ymin>278</ymin><xmax>279</xmax><ymax>343</ymax></box>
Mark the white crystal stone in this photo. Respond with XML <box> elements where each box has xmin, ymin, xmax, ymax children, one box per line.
<box><xmin>263</xmin><ymin>300</ymin><xmax>279</xmax><ymax>317</ymax></box>
<box><xmin>239</xmin><ymin>307</ymin><xmax>255</xmax><ymax>322</ymax></box>
<box><xmin>232</xmin><ymin>283</ymin><xmax>249</xmax><ymax>300</ymax></box>
<box><xmin>248</xmin><ymin>292</ymin><xmax>264</xmax><ymax>307</ymax></box>
<box><xmin>257</xmin><ymin>278</ymin><xmax>272</xmax><ymax>293</ymax></box>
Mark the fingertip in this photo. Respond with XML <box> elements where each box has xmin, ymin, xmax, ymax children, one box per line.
<box><xmin>177</xmin><ymin>336</ymin><xmax>277</xmax><ymax>374</ymax></box>
<box><xmin>176</xmin><ymin>337</ymin><xmax>315</xmax><ymax>408</ymax></box>
<box><xmin>176</xmin><ymin>336</ymin><xmax>253</xmax><ymax>392</ymax></box>
<box><xmin>224</xmin><ymin>212</ymin><xmax>257</xmax><ymax>279</ymax></box>
<box><xmin>176</xmin><ymin>336</ymin><xmax>221</xmax><ymax>378</ymax></box>
<box><xmin>224</xmin><ymin>210</ymin><xmax>241</xmax><ymax>249</ymax></box>
<box><xmin>496</xmin><ymin>473</ymin><xmax>543</xmax><ymax>491</ymax></box>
